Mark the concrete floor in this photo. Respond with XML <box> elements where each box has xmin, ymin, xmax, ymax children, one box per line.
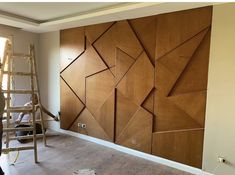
<box><xmin>0</xmin><ymin>133</ymin><xmax>193</xmax><ymax>175</ymax></box>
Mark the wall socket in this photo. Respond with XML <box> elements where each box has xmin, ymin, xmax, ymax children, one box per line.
<box><xmin>218</xmin><ymin>156</ymin><xmax>226</xmax><ymax>163</ymax></box>
<box><xmin>78</xmin><ymin>123</ymin><xmax>86</xmax><ymax>129</ymax></box>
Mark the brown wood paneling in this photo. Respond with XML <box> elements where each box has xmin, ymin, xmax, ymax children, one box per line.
<box><xmin>115</xmin><ymin>90</ymin><xmax>138</xmax><ymax>138</ymax></box>
<box><xmin>93</xmin><ymin>21</ymin><xmax>143</xmax><ymax>68</ymax></box>
<box><xmin>60</xmin><ymin>6</ymin><xmax>212</xmax><ymax>168</ymax></box>
<box><xmin>155</xmin><ymin>6</ymin><xmax>212</xmax><ymax>58</ymax></box>
<box><xmin>60</xmin><ymin>27</ymin><xmax>85</xmax><ymax>71</ymax></box>
<box><xmin>152</xmin><ymin>129</ymin><xmax>204</xmax><ymax>168</ymax></box>
<box><xmin>129</xmin><ymin>16</ymin><xmax>157</xmax><ymax>64</ymax></box>
<box><xmin>60</xmin><ymin>78</ymin><xmax>84</xmax><ymax>129</ymax></box>
<box><xmin>70</xmin><ymin>108</ymin><xmax>111</xmax><ymax>141</ymax></box>
<box><xmin>117</xmin><ymin>52</ymin><xmax>154</xmax><ymax>105</ymax></box>
<box><xmin>116</xmin><ymin>107</ymin><xmax>153</xmax><ymax>153</ymax></box>
<box><xmin>86</xmin><ymin>69</ymin><xmax>114</xmax><ymax>115</ymax></box>
<box><xmin>85</xmin><ymin>22</ymin><xmax>114</xmax><ymax>43</ymax></box>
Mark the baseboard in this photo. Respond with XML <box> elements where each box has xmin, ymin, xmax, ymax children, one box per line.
<box><xmin>56</xmin><ymin>128</ymin><xmax>213</xmax><ymax>175</ymax></box>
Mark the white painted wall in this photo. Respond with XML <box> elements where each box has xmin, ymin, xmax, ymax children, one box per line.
<box><xmin>0</xmin><ymin>25</ymin><xmax>39</xmax><ymax>119</ymax></box>
<box><xmin>203</xmin><ymin>3</ymin><xmax>235</xmax><ymax>175</ymax></box>
<box><xmin>38</xmin><ymin>31</ymin><xmax>60</xmax><ymax>128</ymax></box>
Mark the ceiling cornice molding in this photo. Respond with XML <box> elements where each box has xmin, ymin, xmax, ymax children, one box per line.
<box><xmin>0</xmin><ymin>2</ymin><xmax>219</xmax><ymax>33</ymax></box>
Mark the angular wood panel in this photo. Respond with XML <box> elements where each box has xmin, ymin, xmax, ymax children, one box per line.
<box><xmin>117</xmin><ymin>52</ymin><xmax>154</xmax><ymax>105</ymax></box>
<box><xmin>60</xmin><ymin>27</ymin><xmax>85</xmax><ymax>71</ymax></box>
<box><xmin>152</xmin><ymin>129</ymin><xmax>204</xmax><ymax>168</ymax></box>
<box><xmin>60</xmin><ymin>6</ymin><xmax>212</xmax><ymax>168</ymax></box>
<box><xmin>60</xmin><ymin>78</ymin><xmax>84</xmax><ymax>129</ymax></box>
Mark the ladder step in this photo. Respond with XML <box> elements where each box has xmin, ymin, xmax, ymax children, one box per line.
<box><xmin>9</xmin><ymin>134</ymin><xmax>44</xmax><ymax>141</ymax></box>
<box><xmin>3</xmin><ymin>127</ymin><xmax>34</xmax><ymax>132</ymax></box>
<box><xmin>11</xmin><ymin>53</ymin><xmax>31</xmax><ymax>59</ymax></box>
<box><xmin>2</xmin><ymin>90</ymin><xmax>38</xmax><ymax>94</ymax></box>
<box><xmin>3</xmin><ymin>71</ymin><xmax>35</xmax><ymax>76</ymax></box>
<box><xmin>4</xmin><ymin>107</ymin><xmax>33</xmax><ymax>113</ymax></box>
<box><xmin>2</xmin><ymin>146</ymin><xmax>34</xmax><ymax>153</ymax></box>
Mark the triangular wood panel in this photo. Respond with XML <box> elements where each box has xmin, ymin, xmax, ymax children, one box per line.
<box><xmin>60</xmin><ymin>27</ymin><xmax>85</xmax><ymax>71</ymax></box>
<box><xmin>116</xmin><ymin>107</ymin><xmax>153</xmax><ymax>153</ymax></box>
<box><xmin>117</xmin><ymin>52</ymin><xmax>154</xmax><ymax>105</ymax></box>
<box><xmin>93</xmin><ymin>21</ymin><xmax>143</xmax><ymax>68</ymax></box>
<box><xmin>154</xmin><ymin>91</ymin><xmax>201</xmax><ymax>132</ymax></box>
<box><xmin>156</xmin><ymin>6</ymin><xmax>212</xmax><ymax>58</ymax></box>
<box><xmin>115</xmin><ymin>48</ymin><xmax>135</xmax><ymax>84</ymax></box>
<box><xmin>93</xmin><ymin>91</ymin><xmax>115</xmax><ymax>141</ymax></box>
<box><xmin>85</xmin><ymin>22</ymin><xmax>114</xmax><ymax>43</ymax></box>
<box><xmin>141</xmin><ymin>89</ymin><xmax>154</xmax><ymax>114</ymax></box>
<box><xmin>155</xmin><ymin>29</ymin><xmax>208</xmax><ymax>96</ymax></box>
<box><xmin>129</xmin><ymin>16</ymin><xmax>157</xmax><ymax>64</ymax></box>
<box><xmin>86</xmin><ymin>69</ymin><xmax>114</xmax><ymax>115</ymax></box>
<box><xmin>168</xmin><ymin>91</ymin><xmax>207</xmax><ymax>127</ymax></box>
<box><xmin>115</xmin><ymin>90</ymin><xmax>139</xmax><ymax>138</ymax></box>
<box><xmin>70</xmin><ymin>108</ymin><xmax>111</xmax><ymax>141</ymax></box>
<box><xmin>60</xmin><ymin>78</ymin><xmax>84</xmax><ymax>130</ymax></box>
<box><xmin>169</xmin><ymin>31</ymin><xmax>211</xmax><ymax>95</ymax></box>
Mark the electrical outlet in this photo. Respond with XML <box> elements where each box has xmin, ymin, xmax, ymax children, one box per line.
<box><xmin>78</xmin><ymin>123</ymin><xmax>86</xmax><ymax>129</ymax></box>
<box><xmin>218</xmin><ymin>156</ymin><xmax>226</xmax><ymax>163</ymax></box>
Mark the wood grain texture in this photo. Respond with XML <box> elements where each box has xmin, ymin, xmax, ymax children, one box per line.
<box><xmin>86</xmin><ymin>69</ymin><xmax>114</xmax><ymax>115</ymax></box>
<box><xmin>156</xmin><ymin>6</ymin><xmax>212</xmax><ymax>59</ymax></box>
<box><xmin>94</xmin><ymin>91</ymin><xmax>115</xmax><ymax>141</ymax></box>
<box><xmin>129</xmin><ymin>16</ymin><xmax>157</xmax><ymax>64</ymax></box>
<box><xmin>94</xmin><ymin>20</ymin><xmax>143</xmax><ymax>68</ymax></box>
<box><xmin>60</xmin><ymin>78</ymin><xmax>84</xmax><ymax>130</ymax></box>
<box><xmin>115</xmin><ymin>48</ymin><xmax>135</xmax><ymax>84</ymax></box>
<box><xmin>117</xmin><ymin>52</ymin><xmax>154</xmax><ymax>105</ymax></box>
<box><xmin>85</xmin><ymin>22</ymin><xmax>114</xmax><ymax>43</ymax></box>
<box><xmin>70</xmin><ymin>108</ymin><xmax>111</xmax><ymax>141</ymax></box>
<box><xmin>60</xmin><ymin>6</ymin><xmax>212</xmax><ymax>168</ymax></box>
<box><xmin>115</xmin><ymin>90</ymin><xmax>139</xmax><ymax>138</ymax></box>
<box><xmin>116</xmin><ymin>107</ymin><xmax>153</xmax><ymax>153</ymax></box>
<box><xmin>152</xmin><ymin>129</ymin><xmax>204</xmax><ymax>168</ymax></box>
<box><xmin>61</xmin><ymin>41</ymin><xmax>107</xmax><ymax>102</ymax></box>
<box><xmin>60</xmin><ymin>27</ymin><xmax>85</xmax><ymax>71</ymax></box>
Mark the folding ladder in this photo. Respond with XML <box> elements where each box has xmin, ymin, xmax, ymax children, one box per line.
<box><xmin>0</xmin><ymin>40</ymin><xmax>46</xmax><ymax>163</ymax></box>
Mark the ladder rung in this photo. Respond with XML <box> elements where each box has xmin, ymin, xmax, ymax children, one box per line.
<box><xmin>3</xmin><ymin>127</ymin><xmax>34</xmax><ymax>132</ymax></box>
<box><xmin>3</xmin><ymin>71</ymin><xmax>35</xmax><ymax>76</ymax></box>
<box><xmin>9</xmin><ymin>134</ymin><xmax>44</xmax><ymax>141</ymax></box>
<box><xmin>2</xmin><ymin>90</ymin><xmax>38</xmax><ymax>94</ymax></box>
<box><xmin>2</xmin><ymin>146</ymin><xmax>34</xmax><ymax>153</ymax></box>
<box><xmin>4</xmin><ymin>107</ymin><xmax>33</xmax><ymax>113</ymax></box>
<box><xmin>12</xmin><ymin>53</ymin><xmax>31</xmax><ymax>59</ymax></box>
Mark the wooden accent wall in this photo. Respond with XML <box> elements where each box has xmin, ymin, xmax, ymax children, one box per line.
<box><xmin>60</xmin><ymin>7</ymin><xmax>212</xmax><ymax>168</ymax></box>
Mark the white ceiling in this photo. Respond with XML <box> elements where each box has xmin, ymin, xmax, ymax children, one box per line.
<box><xmin>0</xmin><ymin>2</ymin><xmax>124</xmax><ymax>21</ymax></box>
<box><xmin>0</xmin><ymin>2</ymin><xmax>218</xmax><ymax>33</ymax></box>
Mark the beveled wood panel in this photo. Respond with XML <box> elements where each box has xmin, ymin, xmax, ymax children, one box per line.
<box><xmin>117</xmin><ymin>52</ymin><xmax>154</xmax><ymax>105</ymax></box>
<box><xmin>86</xmin><ymin>69</ymin><xmax>114</xmax><ymax>115</ymax></box>
<box><xmin>152</xmin><ymin>129</ymin><xmax>204</xmax><ymax>168</ymax></box>
<box><xmin>70</xmin><ymin>108</ymin><xmax>111</xmax><ymax>141</ymax></box>
<box><xmin>116</xmin><ymin>107</ymin><xmax>153</xmax><ymax>153</ymax></box>
<box><xmin>129</xmin><ymin>16</ymin><xmax>157</xmax><ymax>64</ymax></box>
<box><xmin>60</xmin><ymin>6</ymin><xmax>212</xmax><ymax>168</ymax></box>
<box><xmin>60</xmin><ymin>27</ymin><xmax>85</xmax><ymax>71</ymax></box>
<box><xmin>93</xmin><ymin>21</ymin><xmax>143</xmax><ymax>68</ymax></box>
<box><xmin>60</xmin><ymin>78</ymin><xmax>84</xmax><ymax>129</ymax></box>
<box><xmin>155</xmin><ymin>6</ymin><xmax>212</xmax><ymax>59</ymax></box>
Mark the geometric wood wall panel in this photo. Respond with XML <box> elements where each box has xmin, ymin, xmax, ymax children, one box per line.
<box><xmin>129</xmin><ymin>16</ymin><xmax>157</xmax><ymax>65</ymax></box>
<box><xmin>60</xmin><ymin>78</ymin><xmax>84</xmax><ymax>130</ymax></box>
<box><xmin>155</xmin><ymin>7</ymin><xmax>212</xmax><ymax>59</ymax></box>
<box><xmin>94</xmin><ymin>21</ymin><xmax>143</xmax><ymax>68</ymax></box>
<box><xmin>60</xmin><ymin>6</ymin><xmax>212</xmax><ymax>168</ymax></box>
<box><xmin>117</xmin><ymin>52</ymin><xmax>154</xmax><ymax>105</ymax></box>
<box><xmin>60</xmin><ymin>27</ymin><xmax>85</xmax><ymax>71</ymax></box>
<box><xmin>152</xmin><ymin>129</ymin><xmax>204</xmax><ymax>168</ymax></box>
<box><xmin>116</xmin><ymin>107</ymin><xmax>153</xmax><ymax>153</ymax></box>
